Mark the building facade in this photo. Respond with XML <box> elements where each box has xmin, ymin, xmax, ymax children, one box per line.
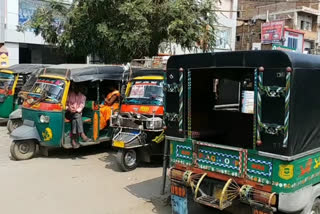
<box><xmin>236</xmin><ymin>0</ymin><xmax>320</xmax><ymax>54</ymax></box>
<box><xmin>162</xmin><ymin>0</ymin><xmax>238</xmax><ymax>55</ymax></box>
<box><xmin>0</xmin><ymin>0</ymin><xmax>83</xmax><ymax>66</ymax></box>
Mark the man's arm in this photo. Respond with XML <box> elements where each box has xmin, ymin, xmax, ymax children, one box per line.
<box><xmin>76</xmin><ymin>94</ymin><xmax>86</xmax><ymax>113</ymax></box>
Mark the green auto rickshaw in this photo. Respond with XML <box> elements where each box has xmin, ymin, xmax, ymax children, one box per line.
<box><xmin>0</xmin><ymin>64</ymin><xmax>49</xmax><ymax>132</ymax></box>
<box><xmin>10</xmin><ymin>64</ymin><xmax>128</xmax><ymax>160</ymax></box>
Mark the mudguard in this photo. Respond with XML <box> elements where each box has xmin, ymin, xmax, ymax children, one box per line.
<box><xmin>278</xmin><ymin>185</ymin><xmax>313</xmax><ymax>213</ymax></box>
<box><xmin>10</xmin><ymin>121</ymin><xmax>41</xmax><ymax>142</ymax></box>
<box><xmin>9</xmin><ymin>108</ymin><xmax>22</xmax><ymax>120</ymax></box>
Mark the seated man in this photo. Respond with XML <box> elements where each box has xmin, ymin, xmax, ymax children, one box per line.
<box><xmin>66</xmin><ymin>84</ymin><xmax>90</xmax><ymax>148</ymax></box>
<box><xmin>100</xmin><ymin>85</ymin><xmax>120</xmax><ymax>130</ymax></box>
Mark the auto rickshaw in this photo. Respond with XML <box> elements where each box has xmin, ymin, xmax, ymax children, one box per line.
<box><xmin>163</xmin><ymin>51</ymin><xmax>320</xmax><ymax>214</ymax></box>
<box><xmin>0</xmin><ymin>64</ymin><xmax>49</xmax><ymax>132</ymax></box>
<box><xmin>10</xmin><ymin>64</ymin><xmax>128</xmax><ymax>160</ymax></box>
<box><xmin>111</xmin><ymin>58</ymin><xmax>167</xmax><ymax>171</ymax></box>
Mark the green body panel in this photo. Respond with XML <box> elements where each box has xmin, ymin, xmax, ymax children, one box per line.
<box><xmin>271</xmin><ymin>153</ymin><xmax>320</xmax><ymax>193</ymax></box>
<box><xmin>63</xmin><ymin>104</ymin><xmax>112</xmax><ymax>143</ymax></box>
<box><xmin>64</xmin><ymin>110</ymin><xmax>100</xmax><ymax>142</ymax></box>
<box><xmin>170</xmin><ymin>140</ymin><xmax>320</xmax><ymax>194</ymax></box>
<box><xmin>0</xmin><ymin>95</ymin><xmax>14</xmax><ymax>118</ymax></box>
<box><xmin>197</xmin><ymin>145</ymin><xmax>241</xmax><ymax>178</ymax></box>
<box><xmin>22</xmin><ymin>108</ymin><xmax>63</xmax><ymax>147</ymax></box>
<box><xmin>23</xmin><ymin>101</ymin><xmax>113</xmax><ymax>148</ymax></box>
<box><xmin>246</xmin><ymin>151</ymin><xmax>273</xmax><ymax>185</ymax></box>
<box><xmin>170</xmin><ymin>140</ymin><xmax>193</xmax><ymax>166</ymax></box>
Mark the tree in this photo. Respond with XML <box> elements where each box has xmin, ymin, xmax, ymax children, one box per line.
<box><xmin>25</xmin><ymin>0</ymin><xmax>217</xmax><ymax>63</ymax></box>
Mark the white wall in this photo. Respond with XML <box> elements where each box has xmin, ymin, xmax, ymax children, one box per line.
<box><xmin>5</xmin><ymin>42</ymin><xmax>19</xmax><ymax>66</ymax></box>
<box><xmin>215</xmin><ymin>0</ymin><xmax>238</xmax><ymax>50</ymax></box>
<box><xmin>5</xmin><ymin>0</ymin><xmax>45</xmax><ymax>44</ymax></box>
<box><xmin>0</xmin><ymin>0</ymin><xmax>5</xmax><ymax>43</ymax></box>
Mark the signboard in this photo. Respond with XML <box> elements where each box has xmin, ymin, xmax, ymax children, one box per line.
<box><xmin>19</xmin><ymin>0</ymin><xmax>46</xmax><ymax>25</ymax></box>
<box><xmin>261</xmin><ymin>20</ymin><xmax>285</xmax><ymax>44</ymax></box>
<box><xmin>283</xmin><ymin>29</ymin><xmax>304</xmax><ymax>53</ymax></box>
<box><xmin>0</xmin><ymin>45</ymin><xmax>9</xmax><ymax>68</ymax></box>
<box><xmin>252</xmin><ymin>43</ymin><xmax>261</xmax><ymax>50</ymax></box>
<box><xmin>241</xmin><ymin>91</ymin><xmax>254</xmax><ymax>114</ymax></box>
<box><xmin>272</xmin><ymin>44</ymin><xmax>296</xmax><ymax>52</ymax></box>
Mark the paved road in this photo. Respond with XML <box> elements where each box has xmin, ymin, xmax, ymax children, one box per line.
<box><xmin>0</xmin><ymin>125</ymin><xmax>248</xmax><ymax>214</ymax></box>
<box><xmin>0</xmin><ymin>125</ymin><xmax>174</xmax><ymax>214</ymax></box>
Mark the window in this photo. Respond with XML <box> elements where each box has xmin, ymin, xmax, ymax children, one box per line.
<box><xmin>236</xmin><ymin>35</ymin><xmax>241</xmax><ymax>42</ymax></box>
<box><xmin>215</xmin><ymin>28</ymin><xmax>232</xmax><ymax>49</ymax></box>
<box><xmin>301</xmin><ymin>20</ymin><xmax>312</xmax><ymax>31</ymax></box>
<box><xmin>237</xmin><ymin>11</ymin><xmax>241</xmax><ymax>18</ymax></box>
<box><xmin>288</xmin><ymin>37</ymin><xmax>298</xmax><ymax>50</ymax></box>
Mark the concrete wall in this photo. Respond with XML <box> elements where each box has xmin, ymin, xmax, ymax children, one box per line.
<box><xmin>236</xmin><ymin>19</ymin><xmax>265</xmax><ymax>51</ymax></box>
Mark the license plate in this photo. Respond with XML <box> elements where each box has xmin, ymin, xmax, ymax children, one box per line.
<box><xmin>113</xmin><ymin>140</ymin><xmax>125</xmax><ymax>148</ymax></box>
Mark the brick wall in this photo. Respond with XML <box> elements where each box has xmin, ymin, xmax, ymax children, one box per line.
<box><xmin>236</xmin><ymin>19</ymin><xmax>265</xmax><ymax>50</ymax></box>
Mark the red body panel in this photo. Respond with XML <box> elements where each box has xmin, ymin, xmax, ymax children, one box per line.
<box><xmin>120</xmin><ymin>104</ymin><xmax>164</xmax><ymax>116</ymax></box>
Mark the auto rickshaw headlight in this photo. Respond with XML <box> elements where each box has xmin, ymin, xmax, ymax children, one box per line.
<box><xmin>40</xmin><ymin>115</ymin><xmax>50</xmax><ymax>123</ymax></box>
<box><xmin>146</xmin><ymin>117</ymin><xmax>162</xmax><ymax>129</ymax></box>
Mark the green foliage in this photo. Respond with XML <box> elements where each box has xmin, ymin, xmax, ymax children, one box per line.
<box><xmin>24</xmin><ymin>0</ymin><xmax>217</xmax><ymax>63</ymax></box>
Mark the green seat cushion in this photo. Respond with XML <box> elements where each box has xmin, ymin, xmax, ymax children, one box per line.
<box><xmin>82</xmin><ymin>117</ymin><xmax>92</xmax><ymax>123</ymax></box>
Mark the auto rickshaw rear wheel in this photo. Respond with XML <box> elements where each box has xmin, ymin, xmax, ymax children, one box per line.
<box><xmin>10</xmin><ymin>140</ymin><xmax>36</xmax><ymax>160</ymax></box>
<box><xmin>7</xmin><ymin>119</ymin><xmax>23</xmax><ymax>133</ymax></box>
<box><xmin>116</xmin><ymin>149</ymin><xmax>138</xmax><ymax>172</ymax></box>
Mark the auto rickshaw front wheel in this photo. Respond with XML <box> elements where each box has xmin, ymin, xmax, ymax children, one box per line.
<box><xmin>311</xmin><ymin>198</ymin><xmax>320</xmax><ymax>214</ymax></box>
<box><xmin>10</xmin><ymin>140</ymin><xmax>36</xmax><ymax>160</ymax></box>
<box><xmin>116</xmin><ymin>149</ymin><xmax>138</xmax><ymax>172</ymax></box>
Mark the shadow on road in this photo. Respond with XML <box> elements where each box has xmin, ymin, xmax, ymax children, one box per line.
<box><xmin>125</xmin><ymin>176</ymin><xmax>250</xmax><ymax>214</ymax></box>
<box><xmin>98</xmin><ymin>151</ymin><xmax>123</xmax><ymax>172</ymax></box>
<box><xmin>99</xmin><ymin>151</ymin><xmax>165</xmax><ymax>172</ymax></box>
<box><xmin>125</xmin><ymin>176</ymin><xmax>171</xmax><ymax>214</ymax></box>
<box><xmin>43</xmin><ymin>144</ymin><xmax>108</xmax><ymax>160</ymax></box>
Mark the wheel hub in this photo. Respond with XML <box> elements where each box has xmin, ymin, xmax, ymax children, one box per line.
<box><xmin>18</xmin><ymin>143</ymin><xmax>30</xmax><ymax>154</ymax></box>
<box><xmin>124</xmin><ymin>150</ymin><xmax>136</xmax><ymax>167</ymax></box>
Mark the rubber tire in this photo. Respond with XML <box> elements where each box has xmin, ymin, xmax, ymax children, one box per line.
<box><xmin>310</xmin><ymin>199</ymin><xmax>320</xmax><ymax>214</ymax></box>
<box><xmin>7</xmin><ymin>119</ymin><xmax>23</xmax><ymax>133</ymax></box>
<box><xmin>10</xmin><ymin>140</ymin><xmax>36</xmax><ymax>160</ymax></box>
<box><xmin>116</xmin><ymin>149</ymin><xmax>138</xmax><ymax>172</ymax></box>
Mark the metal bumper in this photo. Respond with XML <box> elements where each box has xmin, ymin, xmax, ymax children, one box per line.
<box><xmin>112</xmin><ymin>129</ymin><xmax>145</xmax><ymax>149</ymax></box>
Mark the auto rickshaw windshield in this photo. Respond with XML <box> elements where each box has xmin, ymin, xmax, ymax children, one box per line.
<box><xmin>124</xmin><ymin>80</ymin><xmax>164</xmax><ymax>105</ymax></box>
<box><xmin>29</xmin><ymin>77</ymin><xmax>65</xmax><ymax>103</ymax></box>
<box><xmin>0</xmin><ymin>72</ymin><xmax>14</xmax><ymax>90</ymax></box>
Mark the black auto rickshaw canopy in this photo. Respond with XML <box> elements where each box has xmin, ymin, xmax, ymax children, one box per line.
<box><xmin>43</xmin><ymin>64</ymin><xmax>129</xmax><ymax>82</ymax></box>
<box><xmin>131</xmin><ymin>68</ymin><xmax>164</xmax><ymax>78</ymax></box>
<box><xmin>166</xmin><ymin>50</ymin><xmax>320</xmax><ymax>157</ymax></box>
<box><xmin>167</xmin><ymin>50</ymin><xmax>320</xmax><ymax>70</ymax></box>
<box><xmin>2</xmin><ymin>64</ymin><xmax>50</xmax><ymax>75</ymax></box>
<box><xmin>1</xmin><ymin>64</ymin><xmax>51</xmax><ymax>92</ymax></box>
